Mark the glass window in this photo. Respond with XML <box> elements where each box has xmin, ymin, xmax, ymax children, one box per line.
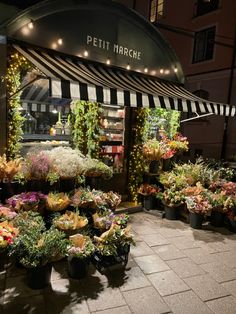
<box><xmin>150</xmin><ymin>0</ymin><xmax>164</xmax><ymax>22</ymax></box>
<box><xmin>192</xmin><ymin>26</ymin><xmax>215</xmax><ymax>63</ymax></box>
<box><xmin>196</xmin><ymin>0</ymin><xmax>219</xmax><ymax>16</ymax></box>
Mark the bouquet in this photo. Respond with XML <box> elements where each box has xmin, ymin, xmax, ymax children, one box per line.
<box><xmin>7</xmin><ymin>192</ymin><xmax>46</xmax><ymax>213</ymax></box>
<box><xmin>138</xmin><ymin>184</ymin><xmax>161</xmax><ymax>196</ymax></box>
<box><xmin>67</xmin><ymin>234</ymin><xmax>95</xmax><ymax>259</ymax></box>
<box><xmin>143</xmin><ymin>139</ymin><xmax>162</xmax><ymax>161</ymax></box>
<box><xmin>0</xmin><ymin>221</ymin><xmax>18</xmax><ymax>251</ymax></box>
<box><xmin>161</xmin><ymin>188</ymin><xmax>185</xmax><ymax>207</ymax></box>
<box><xmin>0</xmin><ymin>154</ymin><xmax>22</xmax><ymax>182</ymax></box>
<box><xmin>53</xmin><ymin>211</ymin><xmax>88</xmax><ymax>231</ymax></box>
<box><xmin>46</xmin><ymin>192</ymin><xmax>71</xmax><ymax>212</ymax></box>
<box><xmin>93</xmin><ymin>211</ymin><xmax>129</xmax><ymax>231</ymax></box>
<box><xmin>105</xmin><ymin>191</ymin><xmax>122</xmax><ymax>209</ymax></box>
<box><xmin>83</xmin><ymin>158</ymin><xmax>113</xmax><ymax>179</ymax></box>
<box><xmin>185</xmin><ymin>194</ymin><xmax>212</xmax><ymax>215</ymax></box>
<box><xmin>0</xmin><ymin>205</ymin><xmax>17</xmax><ymax>222</ymax></box>
<box><xmin>71</xmin><ymin>188</ymin><xmax>95</xmax><ymax>208</ymax></box>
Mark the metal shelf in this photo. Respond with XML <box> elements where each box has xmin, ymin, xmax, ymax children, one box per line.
<box><xmin>22</xmin><ymin>134</ymin><xmax>71</xmax><ymax>142</ymax></box>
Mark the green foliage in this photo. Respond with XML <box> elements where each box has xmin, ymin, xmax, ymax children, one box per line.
<box><xmin>13</xmin><ymin>211</ymin><xmax>46</xmax><ymax>234</ymax></box>
<box><xmin>128</xmin><ymin>108</ymin><xmax>149</xmax><ymax>201</ymax></box>
<box><xmin>71</xmin><ymin>100</ymin><xmax>103</xmax><ymax>158</ymax></box>
<box><xmin>10</xmin><ymin>226</ymin><xmax>69</xmax><ymax>268</ymax></box>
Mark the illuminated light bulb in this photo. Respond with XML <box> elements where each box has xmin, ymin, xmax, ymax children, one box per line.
<box><xmin>52</xmin><ymin>108</ymin><xmax>57</xmax><ymax>114</ymax></box>
<box><xmin>174</xmin><ymin>67</ymin><xmax>178</xmax><ymax>73</ymax></box>
<box><xmin>126</xmin><ymin>64</ymin><xmax>131</xmax><ymax>70</ymax></box>
<box><xmin>21</xmin><ymin>26</ymin><xmax>30</xmax><ymax>35</ymax></box>
<box><xmin>144</xmin><ymin>67</ymin><xmax>148</xmax><ymax>73</ymax></box>
<box><xmin>160</xmin><ymin>68</ymin><xmax>164</xmax><ymax>74</ymax></box>
<box><xmin>106</xmin><ymin>58</ymin><xmax>110</xmax><ymax>65</ymax></box>
<box><xmin>52</xmin><ymin>43</ymin><xmax>58</xmax><ymax>49</ymax></box>
<box><xmin>151</xmin><ymin>70</ymin><xmax>156</xmax><ymax>76</ymax></box>
<box><xmin>57</xmin><ymin>38</ymin><xmax>63</xmax><ymax>45</ymax></box>
<box><xmin>28</xmin><ymin>21</ymin><xmax>34</xmax><ymax>29</ymax></box>
<box><xmin>84</xmin><ymin>50</ymin><xmax>88</xmax><ymax>57</ymax></box>
<box><xmin>164</xmin><ymin>69</ymin><xmax>170</xmax><ymax>74</ymax></box>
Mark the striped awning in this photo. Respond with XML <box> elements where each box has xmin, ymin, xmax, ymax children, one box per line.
<box><xmin>15</xmin><ymin>44</ymin><xmax>236</xmax><ymax>116</ymax></box>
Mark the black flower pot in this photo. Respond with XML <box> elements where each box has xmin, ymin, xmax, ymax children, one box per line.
<box><xmin>0</xmin><ymin>249</ymin><xmax>8</xmax><ymax>271</ymax></box>
<box><xmin>149</xmin><ymin>161</ymin><xmax>159</xmax><ymax>174</ymax></box>
<box><xmin>143</xmin><ymin>195</ymin><xmax>157</xmax><ymax>210</ymax></box>
<box><xmin>229</xmin><ymin>219</ymin><xmax>236</xmax><ymax>233</ymax></box>
<box><xmin>67</xmin><ymin>257</ymin><xmax>89</xmax><ymax>279</ymax></box>
<box><xmin>164</xmin><ymin>204</ymin><xmax>180</xmax><ymax>220</ymax></box>
<box><xmin>189</xmin><ymin>212</ymin><xmax>204</xmax><ymax>229</ymax></box>
<box><xmin>210</xmin><ymin>211</ymin><xmax>225</xmax><ymax>227</ymax></box>
<box><xmin>26</xmin><ymin>263</ymin><xmax>52</xmax><ymax>289</ymax></box>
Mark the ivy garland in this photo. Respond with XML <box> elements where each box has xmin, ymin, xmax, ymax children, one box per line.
<box><xmin>6</xmin><ymin>52</ymin><xmax>31</xmax><ymax>159</ymax></box>
<box><xmin>128</xmin><ymin>108</ymin><xmax>149</xmax><ymax>202</ymax></box>
<box><xmin>71</xmin><ymin>100</ymin><xmax>103</xmax><ymax>158</ymax></box>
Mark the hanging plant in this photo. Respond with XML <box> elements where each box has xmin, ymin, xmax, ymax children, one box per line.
<box><xmin>6</xmin><ymin>52</ymin><xmax>31</xmax><ymax>159</ymax></box>
<box><xmin>128</xmin><ymin>108</ymin><xmax>149</xmax><ymax>202</ymax></box>
<box><xmin>71</xmin><ymin>100</ymin><xmax>103</xmax><ymax>158</ymax></box>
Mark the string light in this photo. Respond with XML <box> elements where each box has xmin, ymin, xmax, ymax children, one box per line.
<box><xmin>160</xmin><ymin>69</ymin><xmax>164</xmax><ymax>74</ymax></box>
<box><xmin>126</xmin><ymin>64</ymin><xmax>131</xmax><ymax>70</ymax></box>
<box><xmin>144</xmin><ymin>67</ymin><xmax>148</xmax><ymax>73</ymax></box>
<box><xmin>28</xmin><ymin>21</ymin><xmax>34</xmax><ymax>29</ymax></box>
<box><xmin>106</xmin><ymin>58</ymin><xmax>110</xmax><ymax>65</ymax></box>
<box><xmin>57</xmin><ymin>38</ymin><xmax>63</xmax><ymax>45</ymax></box>
<box><xmin>174</xmin><ymin>67</ymin><xmax>178</xmax><ymax>73</ymax></box>
<box><xmin>84</xmin><ymin>50</ymin><xmax>88</xmax><ymax>57</ymax></box>
<box><xmin>164</xmin><ymin>69</ymin><xmax>170</xmax><ymax>75</ymax></box>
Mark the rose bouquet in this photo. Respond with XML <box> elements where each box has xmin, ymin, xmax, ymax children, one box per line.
<box><xmin>53</xmin><ymin>211</ymin><xmax>88</xmax><ymax>231</ymax></box>
<box><xmin>6</xmin><ymin>192</ymin><xmax>46</xmax><ymax>213</ymax></box>
<box><xmin>46</xmin><ymin>192</ymin><xmax>71</xmax><ymax>212</ymax></box>
<box><xmin>0</xmin><ymin>205</ymin><xmax>17</xmax><ymax>222</ymax></box>
<box><xmin>0</xmin><ymin>221</ymin><xmax>18</xmax><ymax>251</ymax></box>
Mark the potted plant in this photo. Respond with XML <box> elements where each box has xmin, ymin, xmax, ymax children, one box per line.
<box><xmin>9</xmin><ymin>226</ymin><xmax>68</xmax><ymax>289</ymax></box>
<box><xmin>6</xmin><ymin>191</ymin><xmax>46</xmax><ymax>214</ymax></box>
<box><xmin>158</xmin><ymin>188</ymin><xmax>185</xmax><ymax>220</ymax></box>
<box><xmin>46</xmin><ymin>192</ymin><xmax>71</xmax><ymax>212</ymax></box>
<box><xmin>67</xmin><ymin>233</ymin><xmax>95</xmax><ymax>279</ymax></box>
<box><xmin>138</xmin><ymin>183</ymin><xmax>161</xmax><ymax>210</ymax></box>
<box><xmin>209</xmin><ymin>191</ymin><xmax>228</xmax><ymax>227</ymax></box>
<box><xmin>0</xmin><ymin>205</ymin><xmax>17</xmax><ymax>222</ymax></box>
<box><xmin>143</xmin><ymin>139</ymin><xmax>162</xmax><ymax>173</ymax></box>
<box><xmin>92</xmin><ymin>224</ymin><xmax>134</xmax><ymax>274</ymax></box>
<box><xmin>0</xmin><ymin>221</ymin><xmax>18</xmax><ymax>270</ymax></box>
<box><xmin>185</xmin><ymin>193</ymin><xmax>212</xmax><ymax>229</ymax></box>
<box><xmin>92</xmin><ymin>210</ymin><xmax>129</xmax><ymax>234</ymax></box>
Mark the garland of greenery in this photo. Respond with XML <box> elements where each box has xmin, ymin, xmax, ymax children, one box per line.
<box><xmin>71</xmin><ymin>100</ymin><xmax>103</xmax><ymax>158</ymax></box>
<box><xmin>6</xmin><ymin>52</ymin><xmax>31</xmax><ymax>159</ymax></box>
<box><xmin>128</xmin><ymin>108</ymin><xmax>149</xmax><ymax>202</ymax></box>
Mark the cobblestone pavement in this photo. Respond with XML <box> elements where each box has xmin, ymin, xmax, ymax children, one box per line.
<box><xmin>1</xmin><ymin>211</ymin><xmax>236</xmax><ymax>314</ymax></box>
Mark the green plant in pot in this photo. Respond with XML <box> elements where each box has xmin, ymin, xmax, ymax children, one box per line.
<box><xmin>209</xmin><ymin>191</ymin><xmax>229</xmax><ymax>227</ymax></box>
<box><xmin>67</xmin><ymin>233</ymin><xmax>95</xmax><ymax>279</ymax></box>
<box><xmin>158</xmin><ymin>188</ymin><xmax>185</xmax><ymax>220</ymax></box>
<box><xmin>9</xmin><ymin>226</ymin><xmax>68</xmax><ymax>289</ymax></box>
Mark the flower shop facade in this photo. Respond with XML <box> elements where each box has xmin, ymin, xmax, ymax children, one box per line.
<box><xmin>1</xmin><ymin>0</ymin><xmax>236</xmax><ymax>197</ymax></box>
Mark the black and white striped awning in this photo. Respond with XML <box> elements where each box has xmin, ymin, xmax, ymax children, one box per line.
<box><xmin>15</xmin><ymin>44</ymin><xmax>236</xmax><ymax>116</ymax></box>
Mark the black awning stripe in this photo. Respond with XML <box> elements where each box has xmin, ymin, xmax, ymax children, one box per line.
<box><xmin>14</xmin><ymin>44</ymin><xmax>236</xmax><ymax>116</ymax></box>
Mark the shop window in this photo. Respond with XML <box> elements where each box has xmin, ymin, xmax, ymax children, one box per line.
<box><xmin>196</xmin><ymin>0</ymin><xmax>219</xmax><ymax>16</ymax></box>
<box><xmin>149</xmin><ymin>0</ymin><xmax>164</xmax><ymax>23</ymax></box>
<box><xmin>192</xmin><ymin>26</ymin><xmax>215</xmax><ymax>63</ymax></box>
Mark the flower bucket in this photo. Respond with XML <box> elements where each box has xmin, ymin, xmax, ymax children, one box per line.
<box><xmin>210</xmin><ymin>211</ymin><xmax>225</xmax><ymax>227</ymax></box>
<box><xmin>67</xmin><ymin>257</ymin><xmax>89</xmax><ymax>279</ymax></box>
<box><xmin>229</xmin><ymin>219</ymin><xmax>236</xmax><ymax>233</ymax></box>
<box><xmin>0</xmin><ymin>249</ymin><xmax>8</xmax><ymax>271</ymax></box>
<box><xmin>164</xmin><ymin>204</ymin><xmax>181</xmax><ymax>220</ymax></box>
<box><xmin>26</xmin><ymin>263</ymin><xmax>52</xmax><ymax>289</ymax></box>
<box><xmin>149</xmin><ymin>161</ymin><xmax>159</xmax><ymax>174</ymax></box>
<box><xmin>143</xmin><ymin>195</ymin><xmax>157</xmax><ymax>210</ymax></box>
<box><xmin>91</xmin><ymin>244</ymin><xmax>130</xmax><ymax>274</ymax></box>
<box><xmin>189</xmin><ymin>212</ymin><xmax>204</xmax><ymax>229</ymax></box>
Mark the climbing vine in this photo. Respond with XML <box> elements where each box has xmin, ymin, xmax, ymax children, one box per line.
<box><xmin>71</xmin><ymin>100</ymin><xmax>103</xmax><ymax>158</ymax></box>
<box><xmin>6</xmin><ymin>52</ymin><xmax>31</xmax><ymax>159</ymax></box>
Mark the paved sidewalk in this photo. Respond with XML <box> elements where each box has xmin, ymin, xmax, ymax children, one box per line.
<box><xmin>1</xmin><ymin>211</ymin><xmax>236</xmax><ymax>313</ymax></box>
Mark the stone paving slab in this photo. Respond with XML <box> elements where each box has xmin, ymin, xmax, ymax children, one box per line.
<box><xmin>122</xmin><ymin>286</ymin><xmax>170</xmax><ymax>314</ymax></box>
<box><xmin>140</xmin><ymin>233</ymin><xmax>170</xmax><ymax>247</ymax></box>
<box><xmin>3</xmin><ymin>294</ymin><xmax>45</xmax><ymax>314</ymax></box>
<box><xmin>148</xmin><ymin>270</ymin><xmax>190</xmax><ymax>296</ymax></box>
<box><xmin>164</xmin><ymin>290</ymin><xmax>213</xmax><ymax>314</ymax></box>
<box><xmin>221</xmin><ymin>280</ymin><xmax>236</xmax><ymax>297</ymax></box>
<box><xmin>130</xmin><ymin>241</ymin><xmax>154</xmax><ymax>257</ymax></box>
<box><xmin>134</xmin><ymin>254</ymin><xmax>170</xmax><ymax>274</ymax></box>
<box><xmin>183</xmin><ymin>247</ymin><xmax>217</xmax><ymax>264</ymax></box>
<box><xmin>92</xmin><ymin>305</ymin><xmax>131</xmax><ymax>314</ymax></box>
<box><xmin>167</xmin><ymin>257</ymin><xmax>206</xmax><ymax>279</ymax></box>
<box><xmin>184</xmin><ymin>274</ymin><xmax>230</xmax><ymax>301</ymax></box>
<box><xmin>201</xmin><ymin>261</ymin><xmax>236</xmax><ymax>283</ymax></box>
<box><xmin>152</xmin><ymin>244</ymin><xmax>187</xmax><ymax>261</ymax></box>
<box><xmin>206</xmin><ymin>296</ymin><xmax>236</xmax><ymax>314</ymax></box>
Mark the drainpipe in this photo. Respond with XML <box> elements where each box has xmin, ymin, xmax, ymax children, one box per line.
<box><xmin>220</xmin><ymin>26</ymin><xmax>236</xmax><ymax>160</ymax></box>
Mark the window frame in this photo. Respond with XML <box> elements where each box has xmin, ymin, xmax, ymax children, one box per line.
<box><xmin>192</xmin><ymin>26</ymin><xmax>216</xmax><ymax>63</ymax></box>
<box><xmin>149</xmin><ymin>0</ymin><xmax>164</xmax><ymax>23</ymax></box>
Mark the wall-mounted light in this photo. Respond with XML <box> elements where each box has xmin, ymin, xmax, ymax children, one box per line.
<box><xmin>57</xmin><ymin>38</ymin><xmax>63</xmax><ymax>45</ymax></box>
<box><xmin>160</xmin><ymin>69</ymin><xmax>164</xmax><ymax>74</ymax></box>
<box><xmin>28</xmin><ymin>21</ymin><xmax>34</xmax><ymax>29</ymax></box>
<box><xmin>144</xmin><ymin>67</ymin><xmax>148</xmax><ymax>73</ymax></box>
<box><xmin>84</xmin><ymin>50</ymin><xmax>88</xmax><ymax>57</ymax></box>
<box><xmin>106</xmin><ymin>58</ymin><xmax>110</xmax><ymax>65</ymax></box>
<box><xmin>126</xmin><ymin>64</ymin><xmax>131</xmax><ymax>70</ymax></box>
